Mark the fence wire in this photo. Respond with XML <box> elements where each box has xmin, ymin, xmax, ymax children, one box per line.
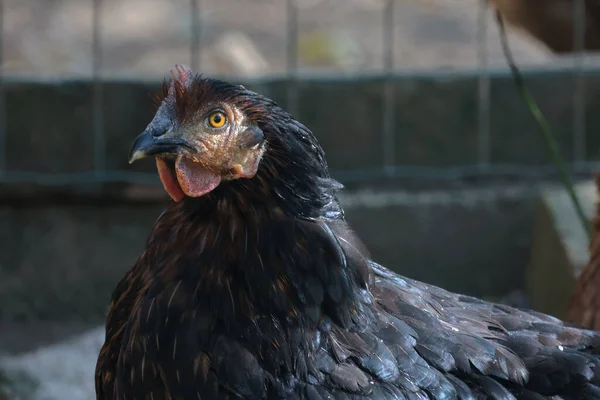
<box><xmin>0</xmin><ymin>0</ymin><xmax>4</xmax><ymax>179</ymax></box>
<box><xmin>573</xmin><ymin>0</ymin><xmax>587</xmax><ymax>165</ymax></box>
<box><xmin>477</xmin><ymin>0</ymin><xmax>490</xmax><ymax>169</ymax></box>
<box><xmin>286</xmin><ymin>0</ymin><xmax>299</xmax><ymax>118</ymax></box>
<box><xmin>92</xmin><ymin>0</ymin><xmax>105</xmax><ymax>179</ymax></box>
<box><xmin>382</xmin><ymin>0</ymin><xmax>395</xmax><ymax>174</ymax></box>
<box><xmin>0</xmin><ymin>0</ymin><xmax>598</xmax><ymax>187</ymax></box>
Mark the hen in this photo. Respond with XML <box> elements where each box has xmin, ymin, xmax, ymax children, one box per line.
<box><xmin>568</xmin><ymin>174</ymin><xmax>600</xmax><ymax>330</ymax></box>
<box><xmin>491</xmin><ymin>0</ymin><xmax>600</xmax><ymax>53</ymax></box>
<box><xmin>96</xmin><ymin>65</ymin><xmax>600</xmax><ymax>399</ymax></box>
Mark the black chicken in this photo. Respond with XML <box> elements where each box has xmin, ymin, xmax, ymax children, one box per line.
<box><xmin>96</xmin><ymin>65</ymin><xmax>600</xmax><ymax>399</ymax></box>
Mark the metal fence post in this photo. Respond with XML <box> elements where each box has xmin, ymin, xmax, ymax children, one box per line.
<box><xmin>286</xmin><ymin>0</ymin><xmax>299</xmax><ymax>117</ymax></box>
<box><xmin>92</xmin><ymin>0</ymin><xmax>105</xmax><ymax>179</ymax></box>
<box><xmin>573</xmin><ymin>0</ymin><xmax>586</xmax><ymax>164</ymax></box>
<box><xmin>0</xmin><ymin>0</ymin><xmax>5</xmax><ymax>178</ymax></box>
<box><xmin>382</xmin><ymin>0</ymin><xmax>395</xmax><ymax>175</ymax></box>
<box><xmin>190</xmin><ymin>0</ymin><xmax>200</xmax><ymax>72</ymax></box>
<box><xmin>477</xmin><ymin>0</ymin><xmax>491</xmax><ymax>168</ymax></box>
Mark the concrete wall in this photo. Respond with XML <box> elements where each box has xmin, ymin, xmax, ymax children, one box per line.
<box><xmin>527</xmin><ymin>182</ymin><xmax>597</xmax><ymax>320</ymax></box>
<box><xmin>0</xmin><ymin>185</ymin><xmax>542</xmax><ymax>324</ymax></box>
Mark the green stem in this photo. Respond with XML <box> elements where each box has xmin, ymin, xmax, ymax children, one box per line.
<box><xmin>495</xmin><ymin>10</ymin><xmax>592</xmax><ymax>239</ymax></box>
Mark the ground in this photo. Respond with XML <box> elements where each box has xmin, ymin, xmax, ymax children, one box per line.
<box><xmin>0</xmin><ymin>328</ymin><xmax>103</xmax><ymax>400</ymax></box>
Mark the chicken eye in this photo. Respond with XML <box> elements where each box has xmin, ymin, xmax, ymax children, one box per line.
<box><xmin>208</xmin><ymin>111</ymin><xmax>227</xmax><ymax>128</ymax></box>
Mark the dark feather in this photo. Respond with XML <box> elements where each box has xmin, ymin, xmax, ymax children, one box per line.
<box><xmin>97</xmin><ymin>69</ymin><xmax>600</xmax><ymax>399</ymax></box>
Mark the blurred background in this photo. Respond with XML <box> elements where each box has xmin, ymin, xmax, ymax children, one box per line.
<box><xmin>0</xmin><ymin>0</ymin><xmax>599</xmax><ymax>398</ymax></box>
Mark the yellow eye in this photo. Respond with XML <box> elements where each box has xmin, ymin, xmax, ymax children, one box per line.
<box><xmin>208</xmin><ymin>111</ymin><xmax>226</xmax><ymax>128</ymax></box>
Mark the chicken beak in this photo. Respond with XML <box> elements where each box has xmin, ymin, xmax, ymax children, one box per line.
<box><xmin>128</xmin><ymin>130</ymin><xmax>196</xmax><ymax>164</ymax></box>
<box><xmin>129</xmin><ymin>130</ymin><xmax>155</xmax><ymax>164</ymax></box>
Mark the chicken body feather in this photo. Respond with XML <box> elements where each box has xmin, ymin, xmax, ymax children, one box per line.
<box><xmin>97</xmin><ymin>69</ymin><xmax>600</xmax><ymax>399</ymax></box>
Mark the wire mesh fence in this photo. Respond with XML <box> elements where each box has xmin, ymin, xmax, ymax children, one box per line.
<box><xmin>0</xmin><ymin>0</ymin><xmax>598</xmax><ymax>187</ymax></box>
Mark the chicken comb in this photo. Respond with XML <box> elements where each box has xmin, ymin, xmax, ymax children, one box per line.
<box><xmin>168</xmin><ymin>64</ymin><xmax>195</xmax><ymax>96</ymax></box>
<box><xmin>152</xmin><ymin>64</ymin><xmax>197</xmax><ymax>113</ymax></box>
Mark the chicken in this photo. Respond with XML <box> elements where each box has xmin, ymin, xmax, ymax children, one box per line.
<box><xmin>96</xmin><ymin>65</ymin><xmax>600</xmax><ymax>399</ymax></box>
<box><xmin>568</xmin><ymin>174</ymin><xmax>600</xmax><ymax>329</ymax></box>
<box><xmin>491</xmin><ymin>0</ymin><xmax>600</xmax><ymax>53</ymax></box>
